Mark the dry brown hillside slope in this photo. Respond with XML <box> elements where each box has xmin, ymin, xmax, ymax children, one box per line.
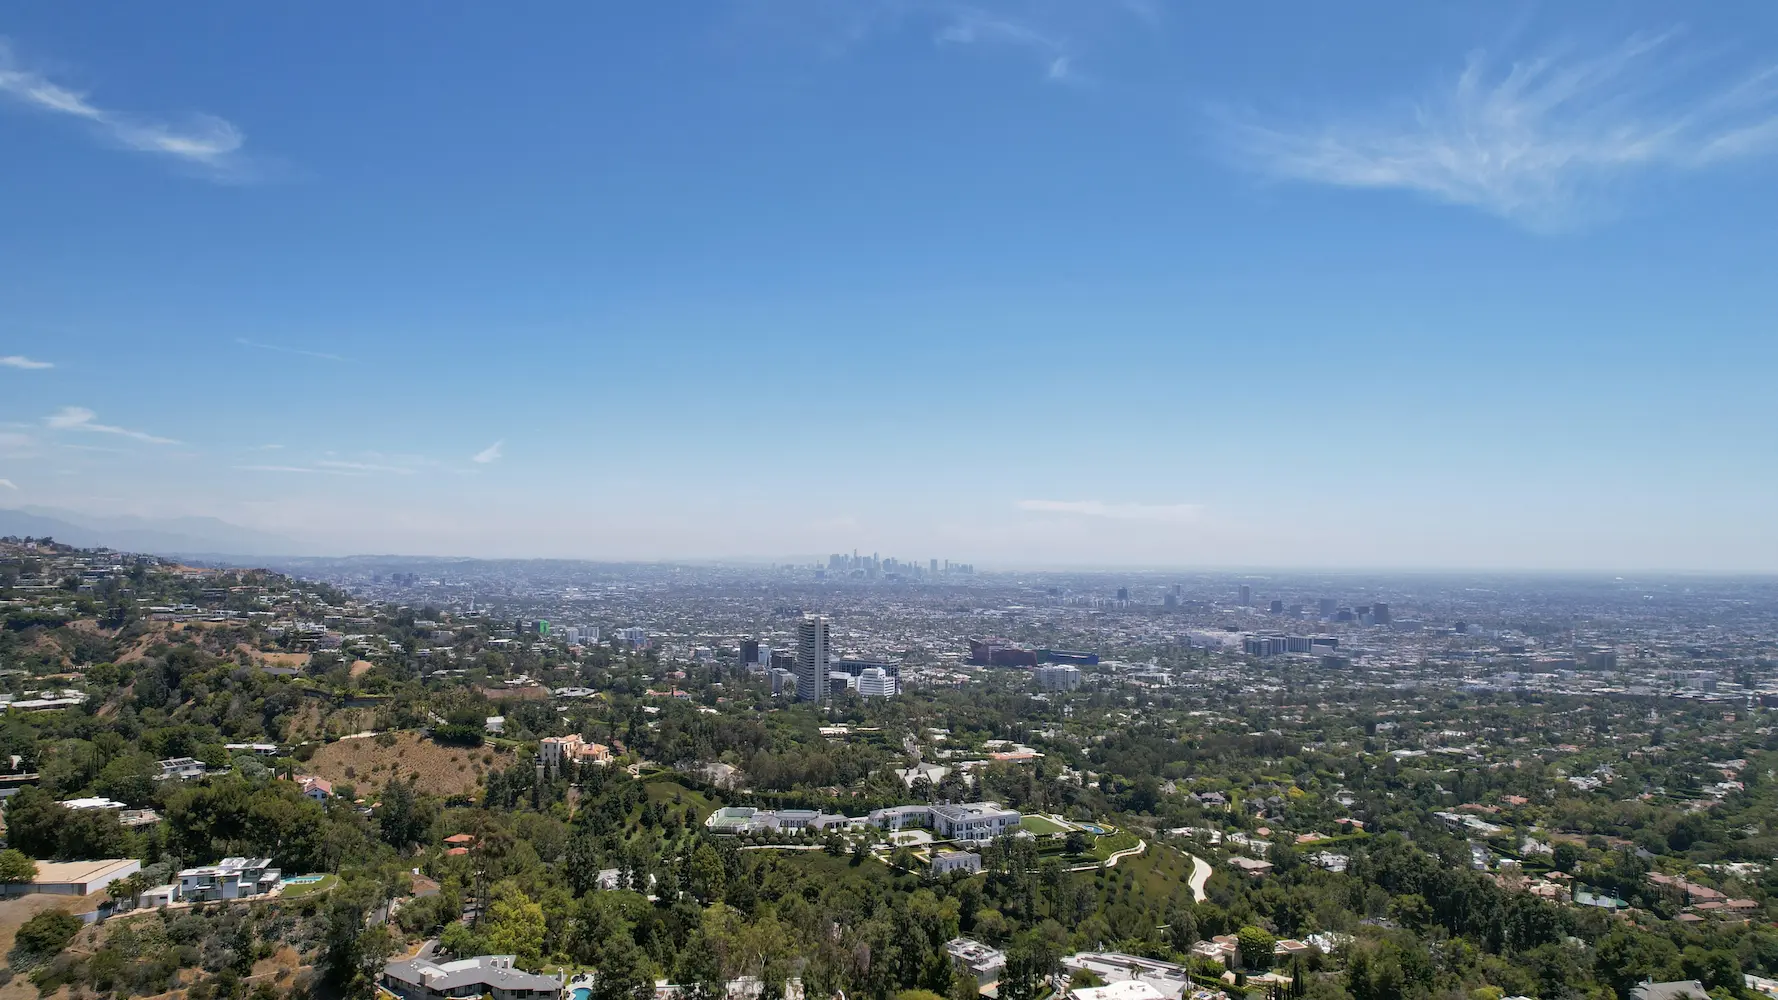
<box><xmin>306</xmin><ymin>731</ymin><xmax>511</xmax><ymax>799</ymax></box>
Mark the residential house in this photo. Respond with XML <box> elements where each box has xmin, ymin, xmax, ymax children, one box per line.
<box><xmin>158</xmin><ymin>757</ymin><xmax>208</xmax><ymax>780</ymax></box>
<box><xmin>945</xmin><ymin>938</ymin><xmax>1007</xmax><ymax>982</ymax></box>
<box><xmin>178</xmin><ymin>857</ymin><xmax>280</xmax><ymax>901</ymax></box>
<box><xmin>1228</xmin><ymin>857</ymin><xmax>1274</xmax><ymax>877</ymax></box>
<box><xmin>1630</xmin><ymin>982</ymin><xmax>1707</xmax><ymax>1000</ymax></box>
<box><xmin>381</xmin><ymin>955</ymin><xmax>562</xmax><ymax>1000</ymax></box>
<box><xmin>867</xmin><ymin>802</ymin><xmax>1022</xmax><ymax>842</ymax></box>
<box><xmin>932</xmin><ymin>850</ymin><xmax>982</xmax><ymax>876</ymax></box>
<box><xmin>1071</xmin><ymin>984</ymin><xmax>1164</xmax><ymax>1000</ymax></box>
<box><xmin>1191</xmin><ymin>938</ymin><xmax>1238</xmax><ymax>966</ymax></box>
<box><xmin>538</xmin><ymin>735</ymin><xmax>611</xmax><ymax>770</ymax></box>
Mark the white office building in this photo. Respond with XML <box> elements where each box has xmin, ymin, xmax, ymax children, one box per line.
<box><xmin>1035</xmin><ymin>665</ymin><xmax>1082</xmax><ymax>691</ymax></box>
<box><xmin>796</xmin><ymin>614</ymin><xmax>830</xmax><ymax>703</ymax></box>
<box><xmin>857</xmin><ymin>666</ymin><xmax>897</xmax><ymax>698</ymax></box>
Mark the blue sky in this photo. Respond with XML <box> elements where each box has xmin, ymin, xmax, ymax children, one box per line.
<box><xmin>3</xmin><ymin>2</ymin><xmax>1777</xmax><ymax>569</ymax></box>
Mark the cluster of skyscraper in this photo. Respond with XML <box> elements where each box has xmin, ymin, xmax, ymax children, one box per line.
<box><xmin>748</xmin><ymin>615</ymin><xmax>897</xmax><ymax>703</ymax></box>
<box><xmin>822</xmin><ymin>552</ymin><xmax>973</xmax><ymax>579</ymax></box>
<box><xmin>1238</xmin><ymin>585</ymin><xmax>1391</xmax><ymax>624</ymax></box>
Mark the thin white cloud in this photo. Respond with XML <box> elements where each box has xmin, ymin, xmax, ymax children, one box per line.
<box><xmin>936</xmin><ymin>8</ymin><xmax>1076</xmax><ymax>82</ymax></box>
<box><xmin>0</xmin><ymin>355</ymin><xmax>53</xmax><ymax>370</ymax></box>
<box><xmin>1219</xmin><ymin>32</ymin><xmax>1778</xmax><ymax>231</ymax></box>
<box><xmin>235</xmin><ymin>464</ymin><xmax>357</xmax><ymax>476</ymax></box>
<box><xmin>235</xmin><ymin>338</ymin><xmax>347</xmax><ymax>362</ymax></box>
<box><xmin>1018</xmin><ymin>499</ymin><xmax>1202</xmax><ymax>523</ymax></box>
<box><xmin>314</xmin><ymin>459</ymin><xmax>416</xmax><ymax>475</ymax></box>
<box><xmin>44</xmin><ymin>406</ymin><xmax>177</xmax><ymax>445</ymax></box>
<box><xmin>472</xmin><ymin>441</ymin><xmax>504</xmax><ymax>464</ymax></box>
<box><xmin>0</xmin><ymin>479</ymin><xmax>16</xmax><ymax>491</ymax></box>
<box><xmin>0</xmin><ymin>38</ymin><xmax>248</xmax><ymax>179</ymax></box>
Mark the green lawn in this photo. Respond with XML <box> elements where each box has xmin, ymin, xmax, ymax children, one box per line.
<box><xmin>774</xmin><ymin>847</ymin><xmax>915</xmax><ymax>890</ymax></box>
<box><xmin>1021</xmin><ymin>814</ymin><xmax>1069</xmax><ymax>836</ymax></box>
<box><xmin>279</xmin><ymin>873</ymin><xmax>337</xmax><ymax>898</ymax></box>
<box><xmin>1088</xmin><ymin>829</ymin><xmax>1140</xmax><ymax>861</ymax></box>
<box><xmin>642</xmin><ymin>775</ymin><xmax>718</xmax><ymax>822</ymax></box>
<box><xmin>1107</xmin><ymin>841</ymin><xmax>1190</xmax><ymax>897</ymax></box>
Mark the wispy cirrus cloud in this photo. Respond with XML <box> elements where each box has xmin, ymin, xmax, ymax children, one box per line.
<box><xmin>236</xmin><ymin>451</ymin><xmax>448</xmax><ymax>477</ymax></box>
<box><xmin>743</xmin><ymin>0</ymin><xmax>1154</xmax><ymax>83</ymax></box>
<box><xmin>1017</xmin><ymin>499</ymin><xmax>1202</xmax><ymax>523</ymax></box>
<box><xmin>314</xmin><ymin>459</ymin><xmax>417</xmax><ymax>475</ymax></box>
<box><xmin>234</xmin><ymin>338</ymin><xmax>348</xmax><ymax>363</ymax></box>
<box><xmin>472</xmin><ymin>441</ymin><xmax>504</xmax><ymax>464</ymax></box>
<box><xmin>0</xmin><ymin>355</ymin><xmax>53</xmax><ymax>370</ymax></box>
<box><xmin>44</xmin><ymin>406</ymin><xmax>177</xmax><ymax>445</ymax></box>
<box><xmin>0</xmin><ymin>37</ymin><xmax>249</xmax><ymax>180</ymax></box>
<box><xmin>0</xmin><ymin>479</ymin><xmax>17</xmax><ymax>490</ymax></box>
<box><xmin>235</xmin><ymin>464</ymin><xmax>356</xmax><ymax>476</ymax></box>
<box><xmin>936</xmin><ymin>8</ymin><xmax>1075</xmax><ymax>82</ymax></box>
<box><xmin>1218</xmin><ymin>32</ymin><xmax>1778</xmax><ymax>232</ymax></box>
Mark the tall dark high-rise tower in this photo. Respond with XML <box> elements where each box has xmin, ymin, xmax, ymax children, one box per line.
<box><xmin>796</xmin><ymin>614</ymin><xmax>830</xmax><ymax>703</ymax></box>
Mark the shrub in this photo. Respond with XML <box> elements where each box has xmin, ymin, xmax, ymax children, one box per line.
<box><xmin>15</xmin><ymin>909</ymin><xmax>83</xmax><ymax>958</ymax></box>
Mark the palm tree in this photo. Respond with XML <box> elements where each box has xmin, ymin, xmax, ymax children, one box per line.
<box><xmin>107</xmin><ymin>871</ymin><xmax>148</xmax><ymax>908</ymax></box>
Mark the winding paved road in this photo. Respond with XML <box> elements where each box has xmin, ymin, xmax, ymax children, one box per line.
<box><xmin>1071</xmin><ymin>838</ymin><xmax>1148</xmax><ymax>872</ymax></box>
<box><xmin>1186</xmin><ymin>853</ymin><xmax>1212</xmax><ymax>902</ymax></box>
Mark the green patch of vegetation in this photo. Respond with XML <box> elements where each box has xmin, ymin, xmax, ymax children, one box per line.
<box><xmin>1020</xmin><ymin>814</ymin><xmax>1068</xmax><ymax>836</ymax></box>
<box><xmin>1101</xmin><ymin>840</ymin><xmax>1192</xmax><ymax>901</ymax></box>
<box><xmin>642</xmin><ymin>775</ymin><xmax>718</xmax><ymax>822</ymax></box>
<box><xmin>1088</xmin><ymin>829</ymin><xmax>1140</xmax><ymax>861</ymax></box>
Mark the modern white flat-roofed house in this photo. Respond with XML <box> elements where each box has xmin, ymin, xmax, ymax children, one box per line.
<box><xmin>1070</xmin><ymin>983</ymin><xmax>1165</xmax><ymax>1000</ymax></box>
<box><xmin>177</xmin><ymin>857</ymin><xmax>280</xmax><ymax>901</ymax></box>
<box><xmin>158</xmin><ymin>757</ymin><xmax>208</xmax><ymax>780</ymax></box>
<box><xmin>946</xmin><ymin>938</ymin><xmax>1007</xmax><ymax>982</ymax></box>
<box><xmin>381</xmin><ymin>955</ymin><xmax>562</xmax><ymax>1000</ymax></box>
<box><xmin>61</xmin><ymin>796</ymin><xmax>128</xmax><ymax>811</ymax></box>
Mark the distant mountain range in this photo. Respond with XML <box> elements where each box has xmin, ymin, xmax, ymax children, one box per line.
<box><xmin>0</xmin><ymin>505</ymin><xmax>309</xmax><ymax>558</ymax></box>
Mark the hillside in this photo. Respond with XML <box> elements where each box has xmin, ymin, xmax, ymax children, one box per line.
<box><xmin>307</xmin><ymin>732</ymin><xmax>514</xmax><ymax>800</ymax></box>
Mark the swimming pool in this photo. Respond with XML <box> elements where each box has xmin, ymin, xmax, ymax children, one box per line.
<box><xmin>283</xmin><ymin>875</ymin><xmax>325</xmax><ymax>885</ymax></box>
<box><xmin>572</xmin><ymin>988</ymin><xmax>591</xmax><ymax>1000</ymax></box>
<box><xmin>1079</xmin><ymin>824</ymin><xmax>1109</xmax><ymax>835</ymax></box>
